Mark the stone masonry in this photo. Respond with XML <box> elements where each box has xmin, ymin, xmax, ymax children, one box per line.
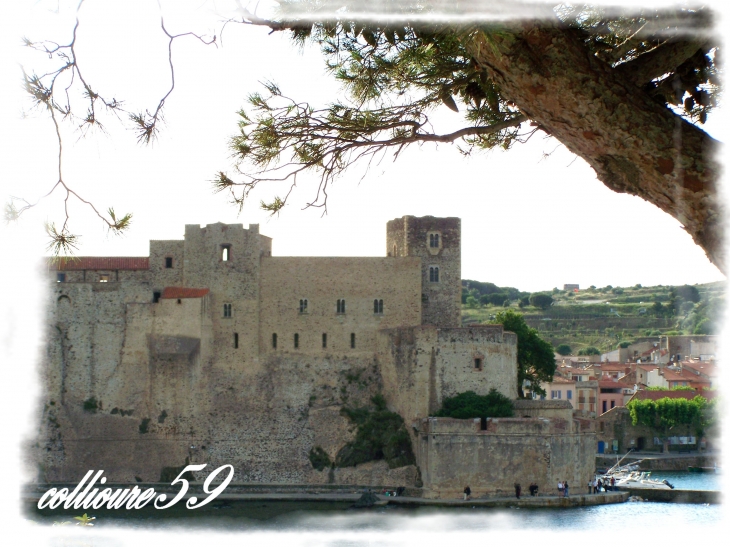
<box><xmin>40</xmin><ymin>216</ymin><xmax>528</xmax><ymax>490</ymax></box>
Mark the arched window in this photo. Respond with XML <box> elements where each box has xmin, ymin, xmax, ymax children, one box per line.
<box><xmin>337</xmin><ymin>299</ymin><xmax>346</xmax><ymax>314</ymax></box>
<box><xmin>429</xmin><ymin>266</ymin><xmax>440</xmax><ymax>282</ymax></box>
<box><xmin>299</xmin><ymin>299</ymin><xmax>308</xmax><ymax>313</ymax></box>
<box><xmin>429</xmin><ymin>233</ymin><xmax>440</xmax><ymax>248</ymax></box>
<box><xmin>374</xmin><ymin>299</ymin><xmax>383</xmax><ymax>314</ymax></box>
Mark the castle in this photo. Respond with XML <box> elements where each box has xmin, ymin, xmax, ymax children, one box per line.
<box><xmin>41</xmin><ymin>216</ymin><xmax>593</xmax><ymax>497</ymax></box>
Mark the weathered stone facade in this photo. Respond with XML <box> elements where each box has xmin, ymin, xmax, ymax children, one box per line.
<box><xmin>40</xmin><ymin>216</ymin><xmax>522</xmax><ymax>490</ymax></box>
<box><xmin>415</xmin><ymin>403</ymin><xmax>596</xmax><ymax>498</ymax></box>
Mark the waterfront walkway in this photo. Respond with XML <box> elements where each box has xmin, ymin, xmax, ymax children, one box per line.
<box><xmin>25</xmin><ymin>485</ymin><xmax>628</xmax><ymax>508</ymax></box>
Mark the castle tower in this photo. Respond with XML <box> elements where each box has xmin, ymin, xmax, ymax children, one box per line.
<box><xmin>386</xmin><ymin>216</ymin><xmax>461</xmax><ymax>328</ymax></box>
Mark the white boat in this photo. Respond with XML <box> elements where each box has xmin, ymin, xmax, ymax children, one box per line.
<box><xmin>612</xmin><ymin>471</ymin><xmax>674</xmax><ymax>490</ymax></box>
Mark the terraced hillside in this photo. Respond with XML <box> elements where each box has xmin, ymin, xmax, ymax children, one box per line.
<box><xmin>461</xmin><ymin>281</ymin><xmax>724</xmax><ymax>355</ymax></box>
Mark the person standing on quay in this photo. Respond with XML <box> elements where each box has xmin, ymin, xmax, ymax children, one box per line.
<box><xmin>564</xmin><ymin>480</ymin><xmax>569</xmax><ymax>498</ymax></box>
<box><xmin>514</xmin><ymin>483</ymin><xmax>521</xmax><ymax>499</ymax></box>
<box><xmin>464</xmin><ymin>485</ymin><xmax>471</xmax><ymax>501</ymax></box>
<box><xmin>587</xmin><ymin>479</ymin><xmax>592</xmax><ymax>494</ymax></box>
<box><xmin>558</xmin><ymin>480</ymin><xmax>563</xmax><ymax>497</ymax></box>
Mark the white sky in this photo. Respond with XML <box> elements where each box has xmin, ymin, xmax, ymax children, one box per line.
<box><xmin>0</xmin><ymin>0</ymin><xmax>727</xmax><ymax>292</ymax></box>
<box><xmin>0</xmin><ymin>0</ymin><xmax>728</xmax><ymax>543</ymax></box>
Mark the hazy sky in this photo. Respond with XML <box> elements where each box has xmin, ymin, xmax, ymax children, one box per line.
<box><xmin>1</xmin><ymin>0</ymin><xmax>726</xmax><ymax>293</ymax></box>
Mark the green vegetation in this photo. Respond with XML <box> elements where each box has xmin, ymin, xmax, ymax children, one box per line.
<box><xmin>435</xmin><ymin>389</ymin><xmax>513</xmax><ymax>419</ymax></box>
<box><xmin>529</xmin><ymin>293</ymin><xmax>554</xmax><ymax>310</ymax></box>
<box><xmin>627</xmin><ymin>396</ymin><xmax>717</xmax><ymax>438</ymax></box>
<box><xmin>461</xmin><ymin>280</ymin><xmax>724</xmax><ymax>354</ymax></box>
<box><xmin>82</xmin><ymin>397</ymin><xmax>99</xmax><ymax>413</ymax></box>
<box><xmin>308</xmin><ymin>446</ymin><xmax>333</xmax><ymax>471</ymax></box>
<box><xmin>555</xmin><ymin>344</ymin><xmax>572</xmax><ymax>356</ymax></box>
<box><xmin>336</xmin><ymin>395</ymin><xmax>415</xmax><ymax>469</ymax></box>
<box><xmin>492</xmin><ymin>310</ymin><xmax>556</xmax><ymax>398</ymax></box>
<box><xmin>578</xmin><ymin>347</ymin><xmax>600</xmax><ymax>356</ymax></box>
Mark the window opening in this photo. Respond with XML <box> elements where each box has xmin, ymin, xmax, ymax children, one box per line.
<box><xmin>153</xmin><ymin>292</ymin><xmax>161</xmax><ymax>303</ymax></box>
<box><xmin>99</xmin><ymin>274</ymin><xmax>110</xmax><ymax>283</ymax></box>
<box><xmin>221</xmin><ymin>245</ymin><xmax>231</xmax><ymax>261</ymax></box>
<box><xmin>177</xmin><ymin>299</ymin><xmax>182</xmax><ymax>304</ymax></box>
<box><xmin>294</xmin><ymin>333</ymin><xmax>299</xmax><ymax>349</ymax></box>
<box><xmin>165</xmin><ymin>257</ymin><xmax>173</xmax><ymax>269</ymax></box>
<box><xmin>474</xmin><ymin>358</ymin><xmax>482</xmax><ymax>369</ymax></box>
<box><xmin>350</xmin><ymin>333</ymin><xmax>356</xmax><ymax>349</ymax></box>
<box><xmin>429</xmin><ymin>266</ymin><xmax>439</xmax><ymax>282</ymax></box>
<box><xmin>56</xmin><ymin>273</ymin><xmax>66</xmax><ymax>282</ymax></box>
<box><xmin>337</xmin><ymin>299</ymin><xmax>346</xmax><ymax>314</ymax></box>
<box><xmin>322</xmin><ymin>333</ymin><xmax>327</xmax><ymax>349</ymax></box>
<box><xmin>272</xmin><ymin>333</ymin><xmax>277</xmax><ymax>349</ymax></box>
<box><xmin>234</xmin><ymin>333</ymin><xmax>239</xmax><ymax>349</ymax></box>
<box><xmin>567</xmin><ymin>390</ymin><xmax>573</xmax><ymax>400</ymax></box>
<box><xmin>299</xmin><ymin>299</ymin><xmax>308</xmax><ymax>313</ymax></box>
<box><xmin>374</xmin><ymin>299</ymin><xmax>383</xmax><ymax>314</ymax></box>
<box><xmin>223</xmin><ymin>303</ymin><xmax>232</xmax><ymax>318</ymax></box>
<box><xmin>480</xmin><ymin>417</ymin><xmax>487</xmax><ymax>431</ymax></box>
<box><xmin>429</xmin><ymin>233</ymin><xmax>440</xmax><ymax>248</ymax></box>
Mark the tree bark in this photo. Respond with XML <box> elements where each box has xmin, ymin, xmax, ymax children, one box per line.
<box><xmin>463</xmin><ymin>23</ymin><xmax>723</xmax><ymax>272</ymax></box>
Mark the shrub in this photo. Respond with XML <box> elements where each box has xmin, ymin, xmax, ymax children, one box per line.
<box><xmin>336</xmin><ymin>395</ymin><xmax>415</xmax><ymax>469</ymax></box>
<box><xmin>435</xmin><ymin>389</ymin><xmax>514</xmax><ymax>420</ymax></box>
<box><xmin>83</xmin><ymin>397</ymin><xmax>99</xmax><ymax>413</ymax></box>
<box><xmin>578</xmin><ymin>347</ymin><xmax>600</xmax><ymax>356</ymax></box>
<box><xmin>618</xmin><ymin>341</ymin><xmax>631</xmax><ymax>348</ymax></box>
<box><xmin>555</xmin><ymin>344</ymin><xmax>572</xmax><ymax>356</ymax></box>
<box><xmin>309</xmin><ymin>446</ymin><xmax>332</xmax><ymax>471</ymax></box>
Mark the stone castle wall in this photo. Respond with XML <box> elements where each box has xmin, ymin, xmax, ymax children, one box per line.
<box><xmin>415</xmin><ymin>414</ymin><xmax>596</xmax><ymax>498</ymax></box>
<box><xmin>39</xmin><ymin>216</ymin><xmax>527</xmax><ymax>492</ymax></box>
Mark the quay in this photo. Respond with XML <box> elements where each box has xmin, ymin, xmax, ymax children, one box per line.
<box><xmin>24</xmin><ymin>483</ymin><xmax>628</xmax><ymax>508</ymax></box>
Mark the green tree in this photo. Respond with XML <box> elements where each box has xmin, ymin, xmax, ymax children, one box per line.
<box><xmin>555</xmin><ymin>344</ymin><xmax>572</xmax><ymax>356</ymax></box>
<box><xmin>578</xmin><ymin>347</ymin><xmax>601</xmax><ymax>355</ymax></box>
<box><xmin>465</xmin><ymin>295</ymin><xmax>479</xmax><ymax>308</ymax></box>
<box><xmin>435</xmin><ymin>389</ymin><xmax>514</xmax><ymax>419</ymax></box>
<box><xmin>529</xmin><ymin>293</ymin><xmax>554</xmax><ymax>310</ymax></box>
<box><xmin>493</xmin><ymin>310</ymin><xmax>556</xmax><ymax>398</ymax></box>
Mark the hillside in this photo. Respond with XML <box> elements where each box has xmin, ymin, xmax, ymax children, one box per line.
<box><xmin>461</xmin><ymin>280</ymin><xmax>725</xmax><ymax>355</ymax></box>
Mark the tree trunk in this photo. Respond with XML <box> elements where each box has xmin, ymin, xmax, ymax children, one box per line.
<box><xmin>464</xmin><ymin>23</ymin><xmax>723</xmax><ymax>272</ymax></box>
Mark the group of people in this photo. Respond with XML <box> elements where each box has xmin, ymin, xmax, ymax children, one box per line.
<box><xmin>588</xmin><ymin>476</ymin><xmax>616</xmax><ymax>493</ymax></box>
<box><xmin>557</xmin><ymin>480</ymin><xmax>570</xmax><ymax>497</ymax></box>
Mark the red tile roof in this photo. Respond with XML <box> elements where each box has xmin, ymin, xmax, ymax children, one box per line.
<box><xmin>49</xmin><ymin>257</ymin><xmax>149</xmax><ymax>270</ymax></box>
<box><xmin>161</xmin><ymin>287</ymin><xmax>210</xmax><ymax>299</ymax></box>
<box><xmin>550</xmin><ymin>376</ymin><xmax>576</xmax><ymax>384</ymax></box>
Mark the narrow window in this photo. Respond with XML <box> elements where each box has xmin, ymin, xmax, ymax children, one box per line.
<box><xmin>294</xmin><ymin>333</ymin><xmax>299</xmax><ymax>349</ymax></box>
<box><xmin>429</xmin><ymin>267</ymin><xmax>439</xmax><ymax>282</ymax></box>
<box><xmin>434</xmin><ymin>233</ymin><xmax>439</xmax><ymax>247</ymax></box>
<box><xmin>602</xmin><ymin>401</ymin><xmax>607</xmax><ymax>413</ymax></box>
<box><xmin>272</xmin><ymin>333</ymin><xmax>277</xmax><ymax>349</ymax></box>
<box><xmin>99</xmin><ymin>274</ymin><xmax>110</xmax><ymax>283</ymax></box>
<box><xmin>234</xmin><ymin>333</ymin><xmax>239</xmax><ymax>349</ymax></box>
<box><xmin>223</xmin><ymin>303</ymin><xmax>232</xmax><ymax>318</ymax></box>
<box><xmin>165</xmin><ymin>257</ymin><xmax>173</xmax><ymax>269</ymax></box>
<box><xmin>57</xmin><ymin>273</ymin><xmax>66</xmax><ymax>283</ymax></box>
<box><xmin>611</xmin><ymin>400</ymin><xmax>616</xmax><ymax>409</ymax></box>
<box><xmin>221</xmin><ymin>244</ymin><xmax>231</xmax><ymax>261</ymax></box>
<box><xmin>480</xmin><ymin>417</ymin><xmax>487</xmax><ymax>431</ymax></box>
<box><xmin>177</xmin><ymin>299</ymin><xmax>182</xmax><ymax>304</ymax></box>
<box><xmin>299</xmin><ymin>299</ymin><xmax>308</xmax><ymax>313</ymax></box>
<box><xmin>350</xmin><ymin>333</ymin><xmax>356</xmax><ymax>349</ymax></box>
<box><xmin>474</xmin><ymin>358</ymin><xmax>482</xmax><ymax>369</ymax></box>
<box><xmin>153</xmin><ymin>291</ymin><xmax>161</xmax><ymax>303</ymax></box>
<box><xmin>429</xmin><ymin>233</ymin><xmax>440</xmax><ymax>248</ymax></box>
<box><xmin>322</xmin><ymin>333</ymin><xmax>327</xmax><ymax>349</ymax></box>
<box><xmin>337</xmin><ymin>299</ymin><xmax>345</xmax><ymax>314</ymax></box>
<box><xmin>567</xmin><ymin>390</ymin><xmax>573</xmax><ymax>400</ymax></box>
<box><xmin>374</xmin><ymin>299</ymin><xmax>383</xmax><ymax>314</ymax></box>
